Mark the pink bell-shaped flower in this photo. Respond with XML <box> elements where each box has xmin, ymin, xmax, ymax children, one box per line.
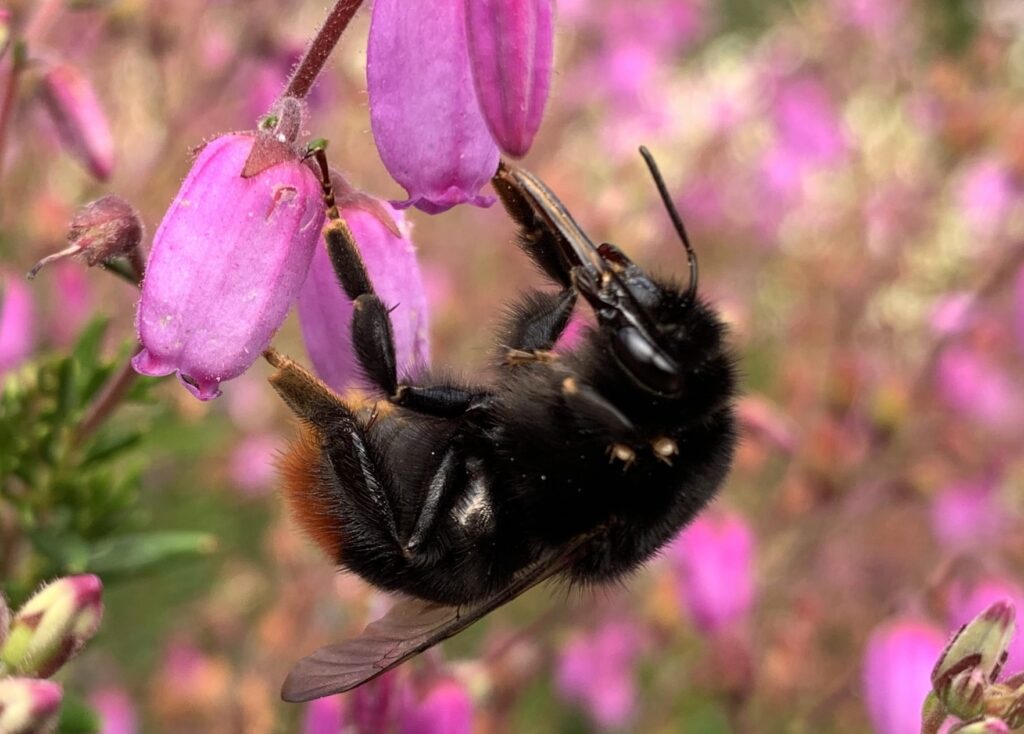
<box><xmin>465</xmin><ymin>0</ymin><xmax>554</xmax><ymax>158</ymax></box>
<box><xmin>367</xmin><ymin>0</ymin><xmax>499</xmax><ymax>214</ymax></box>
<box><xmin>297</xmin><ymin>198</ymin><xmax>430</xmax><ymax>394</ymax></box>
<box><xmin>400</xmin><ymin>678</ymin><xmax>474</xmax><ymax>734</ymax></box>
<box><xmin>134</xmin><ymin>133</ymin><xmax>325</xmax><ymax>399</ymax></box>
<box><xmin>668</xmin><ymin>510</ymin><xmax>756</xmax><ymax>634</ymax></box>
<box><xmin>861</xmin><ymin>617</ymin><xmax>947</xmax><ymax>734</ymax></box>
<box><xmin>38</xmin><ymin>62</ymin><xmax>115</xmax><ymax>181</ymax></box>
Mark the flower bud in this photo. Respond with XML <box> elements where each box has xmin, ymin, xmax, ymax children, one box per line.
<box><xmin>297</xmin><ymin>198</ymin><xmax>430</xmax><ymax>393</ymax></box>
<box><xmin>668</xmin><ymin>511</ymin><xmax>755</xmax><ymax>634</ymax></box>
<box><xmin>934</xmin><ymin>601</ymin><xmax>1016</xmax><ymax>689</ymax></box>
<box><xmin>367</xmin><ymin>0</ymin><xmax>499</xmax><ymax>214</ymax></box>
<box><xmin>942</xmin><ymin>666</ymin><xmax>988</xmax><ymax>720</ymax></box>
<box><xmin>465</xmin><ymin>0</ymin><xmax>554</xmax><ymax>157</ymax></box>
<box><xmin>0</xmin><ymin>574</ymin><xmax>103</xmax><ymax>678</ymax></box>
<box><xmin>28</xmin><ymin>195</ymin><xmax>144</xmax><ymax>278</ymax></box>
<box><xmin>0</xmin><ymin>272</ymin><xmax>35</xmax><ymax>375</ymax></box>
<box><xmin>401</xmin><ymin>678</ymin><xmax>474</xmax><ymax>734</ymax></box>
<box><xmin>38</xmin><ymin>62</ymin><xmax>115</xmax><ymax>181</ymax></box>
<box><xmin>133</xmin><ymin>133</ymin><xmax>326</xmax><ymax>400</ymax></box>
<box><xmin>0</xmin><ymin>678</ymin><xmax>62</xmax><ymax>734</ymax></box>
<box><xmin>951</xmin><ymin>718</ymin><xmax>1011</xmax><ymax>734</ymax></box>
<box><xmin>862</xmin><ymin>617</ymin><xmax>946</xmax><ymax>734</ymax></box>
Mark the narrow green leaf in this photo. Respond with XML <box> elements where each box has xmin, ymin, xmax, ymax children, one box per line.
<box><xmin>85</xmin><ymin>531</ymin><xmax>218</xmax><ymax>577</ymax></box>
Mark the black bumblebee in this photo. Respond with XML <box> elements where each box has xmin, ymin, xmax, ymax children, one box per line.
<box><xmin>266</xmin><ymin>148</ymin><xmax>737</xmax><ymax>701</ymax></box>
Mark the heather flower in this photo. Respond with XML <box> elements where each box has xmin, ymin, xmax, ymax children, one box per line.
<box><xmin>465</xmin><ymin>0</ymin><xmax>554</xmax><ymax>157</ymax></box>
<box><xmin>669</xmin><ymin>511</ymin><xmax>755</xmax><ymax>634</ymax></box>
<box><xmin>861</xmin><ymin>617</ymin><xmax>947</xmax><ymax>734</ymax></box>
<box><xmin>957</xmin><ymin>158</ymin><xmax>1016</xmax><ymax>238</ymax></box>
<box><xmin>948</xmin><ymin>580</ymin><xmax>1024</xmax><ymax>675</ymax></box>
<box><xmin>0</xmin><ymin>574</ymin><xmax>103</xmax><ymax>678</ymax></box>
<box><xmin>297</xmin><ymin>202</ymin><xmax>429</xmax><ymax>393</ymax></box>
<box><xmin>831</xmin><ymin>0</ymin><xmax>906</xmax><ymax>36</ymax></box>
<box><xmin>930</xmin><ymin>478</ymin><xmax>1003</xmax><ymax>550</ymax></box>
<box><xmin>133</xmin><ymin>133</ymin><xmax>325</xmax><ymax>400</ymax></box>
<box><xmin>0</xmin><ymin>678</ymin><xmax>62</xmax><ymax>734</ymax></box>
<box><xmin>936</xmin><ymin>346</ymin><xmax>1022</xmax><ymax>430</ymax></box>
<box><xmin>90</xmin><ymin>687</ymin><xmax>138</xmax><ymax>734</ymax></box>
<box><xmin>351</xmin><ymin>671</ymin><xmax>409</xmax><ymax>734</ymax></box>
<box><xmin>930</xmin><ymin>292</ymin><xmax>976</xmax><ymax>337</ymax></box>
<box><xmin>228</xmin><ymin>433</ymin><xmax>282</xmax><ymax>497</ymax></box>
<box><xmin>37</xmin><ymin>62</ymin><xmax>115</xmax><ymax>181</ymax></box>
<box><xmin>367</xmin><ymin>0</ymin><xmax>499</xmax><ymax>213</ymax></box>
<box><xmin>303</xmin><ymin>695</ymin><xmax>344</xmax><ymax>734</ymax></box>
<box><xmin>555</xmin><ymin>619</ymin><xmax>641</xmax><ymax>729</ymax></box>
<box><xmin>0</xmin><ymin>272</ymin><xmax>35</xmax><ymax>375</ymax></box>
<box><xmin>400</xmin><ymin>678</ymin><xmax>474</xmax><ymax>734</ymax></box>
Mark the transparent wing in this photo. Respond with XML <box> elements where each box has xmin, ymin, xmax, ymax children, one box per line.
<box><xmin>281</xmin><ymin>540</ymin><xmax>590</xmax><ymax>702</ymax></box>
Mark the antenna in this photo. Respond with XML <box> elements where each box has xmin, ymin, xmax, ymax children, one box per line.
<box><xmin>638</xmin><ymin>146</ymin><xmax>698</xmax><ymax>304</ymax></box>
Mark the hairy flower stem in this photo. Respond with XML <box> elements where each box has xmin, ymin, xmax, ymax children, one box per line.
<box><xmin>282</xmin><ymin>0</ymin><xmax>364</xmax><ymax>101</ymax></box>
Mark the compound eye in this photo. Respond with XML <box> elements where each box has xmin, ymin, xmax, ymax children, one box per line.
<box><xmin>611</xmin><ymin>326</ymin><xmax>683</xmax><ymax>396</ymax></box>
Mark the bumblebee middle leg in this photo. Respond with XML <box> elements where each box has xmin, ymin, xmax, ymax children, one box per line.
<box><xmin>323</xmin><ymin>221</ymin><xmax>486</xmax><ymax>418</ymax></box>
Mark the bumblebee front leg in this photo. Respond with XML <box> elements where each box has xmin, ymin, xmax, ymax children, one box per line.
<box><xmin>498</xmin><ymin>289</ymin><xmax>577</xmax><ymax>367</ymax></box>
<box><xmin>324</xmin><ymin>221</ymin><xmax>485</xmax><ymax>418</ymax></box>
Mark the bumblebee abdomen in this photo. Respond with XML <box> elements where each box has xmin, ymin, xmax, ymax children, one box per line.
<box><xmin>278</xmin><ymin>425</ymin><xmax>346</xmax><ymax>562</ymax></box>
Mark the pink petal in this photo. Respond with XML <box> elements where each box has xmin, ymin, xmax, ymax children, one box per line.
<box><xmin>669</xmin><ymin>511</ymin><xmax>756</xmax><ymax>633</ymax></box>
<box><xmin>368</xmin><ymin>0</ymin><xmax>499</xmax><ymax>213</ymax></box>
<box><xmin>297</xmin><ymin>205</ymin><xmax>430</xmax><ymax>393</ymax></box>
<box><xmin>465</xmin><ymin>0</ymin><xmax>554</xmax><ymax>157</ymax></box>
<box><xmin>0</xmin><ymin>272</ymin><xmax>35</xmax><ymax>374</ymax></box>
<box><xmin>861</xmin><ymin>617</ymin><xmax>947</xmax><ymax>734</ymax></box>
<box><xmin>400</xmin><ymin>679</ymin><xmax>473</xmax><ymax>734</ymax></box>
<box><xmin>134</xmin><ymin>134</ymin><xmax>325</xmax><ymax>400</ymax></box>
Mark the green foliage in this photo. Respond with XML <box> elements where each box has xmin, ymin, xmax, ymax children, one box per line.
<box><xmin>0</xmin><ymin>320</ymin><xmax>213</xmax><ymax>602</ymax></box>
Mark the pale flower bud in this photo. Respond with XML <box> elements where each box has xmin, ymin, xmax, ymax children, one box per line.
<box><xmin>0</xmin><ymin>574</ymin><xmax>103</xmax><ymax>678</ymax></box>
<box><xmin>0</xmin><ymin>678</ymin><xmax>62</xmax><ymax>734</ymax></box>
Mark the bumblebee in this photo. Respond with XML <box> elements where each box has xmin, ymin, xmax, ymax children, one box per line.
<box><xmin>265</xmin><ymin>149</ymin><xmax>737</xmax><ymax>701</ymax></box>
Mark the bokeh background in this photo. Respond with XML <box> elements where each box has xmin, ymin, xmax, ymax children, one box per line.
<box><xmin>3</xmin><ymin>0</ymin><xmax>1024</xmax><ymax>731</ymax></box>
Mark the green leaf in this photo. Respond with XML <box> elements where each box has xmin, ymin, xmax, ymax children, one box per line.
<box><xmin>84</xmin><ymin>531</ymin><xmax>218</xmax><ymax>577</ymax></box>
<box><xmin>26</xmin><ymin>528</ymin><xmax>91</xmax><ymax>572</ymax></box>
<box><xmin>71</xmin><ymin>319</ymin><xmax>109</xmax><ymax>369</ymax></box>
<box><xmin>80</xmin><ymin>430</ymin><xmax>142</xmax><ymax>466</ymax></box>
<box><xmin>57</xmin><ymin>693</ymin><xmax>102</xmax><ymax>734</ymax></box>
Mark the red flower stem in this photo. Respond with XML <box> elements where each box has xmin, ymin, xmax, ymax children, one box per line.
<box><xmin>75</xmin><ymin>347</ymin><xmax>142</xmax><ymax>447</ymax></box>
<box><xmin>282</xmin><ymin>0</ymin><xmax>364</xmax><ymax>101</ymax></box>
